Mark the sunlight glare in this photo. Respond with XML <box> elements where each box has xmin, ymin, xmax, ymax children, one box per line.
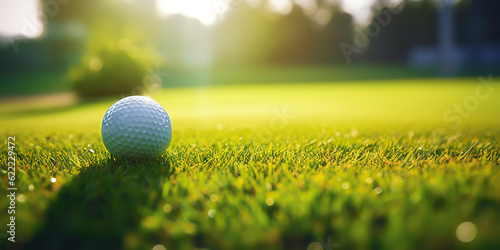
<box><xmin>156</xmin><ymin>0</ymin><xmax>221</xmax><ymax>26</ymax></box>
<box><xmin>340</xmin><ymin>0</ymin><xmax>376</xmax><ymax>25</ymax></box>
<box><xmin>267</xmin><ymin>0</ymin><xmax>293</xmax><ymax>15</ymax></box>
<box><xmin>0</xmin><ymin>0</ymin><xmax>43</xmax><ymax>39</ymax></box>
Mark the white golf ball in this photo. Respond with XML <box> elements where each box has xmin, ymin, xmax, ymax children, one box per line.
<box><xmin>101</xmin><ymin>96</ymin><xmax>172</xmax><ymax>160</ymax></box>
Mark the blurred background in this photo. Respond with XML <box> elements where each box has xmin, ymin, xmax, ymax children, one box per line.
<box><xmin>0</xmin><ymin>0</ymin><xmax>499</xmax><ymax>98</ymax></box>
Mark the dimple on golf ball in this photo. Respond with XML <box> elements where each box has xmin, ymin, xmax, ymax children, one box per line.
<box><xmin>101</xmin><ymin>95</ymin><xmax>172</xmax><ymax>160</ymax></box>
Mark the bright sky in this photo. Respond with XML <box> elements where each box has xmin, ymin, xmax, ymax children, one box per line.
<box><xmin>155</xmin><ymin>0</ymin><xmax>390</xmax><ymax>25</ymax></box>
<box><xmin>341</xmin><ymin>0</ymin><xmax>376</xmax><ymax>25</ymax></box>
<box><xmin>0</xmin><ymin>0</ymin><xmax>403</xmax><ymax>39</ymax></box>
<box><xmin>0</xmin><ymin>0</ymin><xmax>43</xmax><ymax>39</ymax></box>
<box><xmin>156</xmin><ymin>0</ymin><xmax>220</xmax><ymax>26</ymax></box>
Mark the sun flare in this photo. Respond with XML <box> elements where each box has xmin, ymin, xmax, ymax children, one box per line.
<box><xmin>155</xmin><ymin>0</ymin><xmax>222</xmax><ymax>26</ymax></box>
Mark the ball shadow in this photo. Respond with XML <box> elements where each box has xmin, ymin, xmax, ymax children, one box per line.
<box><xmin>24</xmin><ymin>157</ymin><xmax>174</xmax><ymax>250</ymax></box>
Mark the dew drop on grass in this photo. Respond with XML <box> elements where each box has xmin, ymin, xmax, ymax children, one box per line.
<box><xmin>51</xmin><ymin>178</ymin><xmax>56</xmax><ymax>183</ymax></box>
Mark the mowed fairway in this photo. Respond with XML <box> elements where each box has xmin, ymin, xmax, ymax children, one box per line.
<box><xmin>1</xmin><ymin>78</ymin><xmax>500</xmax><ymax>249</ymax></box>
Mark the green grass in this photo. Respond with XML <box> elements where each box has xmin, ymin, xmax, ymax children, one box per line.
<box><xmin>1</xmin><ymin>78</ymin><xmax>500</xmax><ymax>249</ymax></box>
<box><xmin>0</xmin><ymin>69</ymin><xmax>69</xmax><ymax>97</ymax></box>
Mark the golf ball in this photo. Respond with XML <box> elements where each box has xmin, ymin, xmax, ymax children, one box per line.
<box><xmin>101</xmin><ymin>96</ymin><xmax>172</xmax><ymax>160</ymax></box>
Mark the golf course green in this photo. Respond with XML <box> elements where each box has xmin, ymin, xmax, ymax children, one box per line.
<box><xmin>1</xmin><ymin>78</ymin><xmax>499</xmax><ymax>249</ymax></box>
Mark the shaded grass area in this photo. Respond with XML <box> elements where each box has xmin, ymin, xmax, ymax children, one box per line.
<box><xmin>2</xmin><ymin>64</ymin><xmax>498</xmax><ymax>97</ymax></box>
<box><xmin>0</xmin><ymin>69</ymin><xmax>69</xmax><ymax>97</ymax></box>
<box><xmin>26</xmin><ymin>158</ymin><xmax>173</xmax><ymax>250</ymax></box>
<box><xmin>1</xmin><ymin>79</ymin><xmax>500</xmax><ymax>249</ymax></box>
<box><xmin>163</xmin><ymin>64</ymin><xmax>441</xmax><ymax>87</ymax></box>
<box><xmin>0</xmin><ymin>64</ymin><xmax>441</xmax><ymax>97</ymax></box>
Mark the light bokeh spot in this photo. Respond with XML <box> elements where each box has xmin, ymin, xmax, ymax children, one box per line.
<box><xmin>208</xmin><ymin>209</ymin><xmax>216</xmax><ymax>218</ymax></box>
<box><xmin>118</xmin><ymin>38</ymin><xmax>132</xmax><ymax>51</ymax></box>
<box><xmin>152</xmin><ymin>244</ymin><xmax>166</xmax><ymax>250</ymax></box>
<box><xmin>365</xmin><ymin>177</ymin><xmax>374</xmax><ymax>184</ymax></box>
<box><xmin>456</xmin><ymin>222</ymin><xmax>477</xmax><ymax>243</ymax></box>
<box><xmin>216</xmin><ymin>123</ymin><xmax>223</xmax><ymax>131</ymax></box>
<box><xmin>314</xmin><ymin>9</ymin><xmax>331</xmax><ymax>25</ymax></box>
<box><xmin>163</xmin><ymin>204</ymin><xmax>172</xmax><ymax>213</ymax></box>
<box><xmin>267</xmin><ymin>0</ymin><xmax>293</xmax><ymax>15</ymax></box>
<box><xmin>266</xmin><ymin>197</ymin><xmax>275</xmax><ymax>206</ymax></box>
<box><xmin>210</xmin><ymin>194</ymin><xmax>218</xmax><ymax>202</ymax></box>
<box><xmin>89</xmin><ymin>58</ymin><xmax>103</xmax><ymax>71</ymax></box>
<box><xmin>307</xmin><ymin>242</ymin><xmax>324</xmax><ymax>250</ymax></box>
<box><xmin>17</xmin><ymin>194</ymin><xmax>26</xmax><ymax>203</ymax></box>
<box><xmin>156</xmin><ymin>0</ymin><xmax>219</xmax><ymax>26</ymax></box>
<box><xmin>127</xmin><ymin>46</ymin><xmax>141</xmax><ymax>59</ymax></box>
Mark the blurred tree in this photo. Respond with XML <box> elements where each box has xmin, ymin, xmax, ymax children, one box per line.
<box><xmin>213</xmin><ymin>0</ymin><xmax>354</xmax><ymax>65</ymax></box>
<box><xmin>58</xmin><ymin>0</ymin><xmax>163</xmax><ymax>97</ymax></box>
<box><xmin>366</xmin><ymin>0</ymin><xmax>438</xmax><ymax>63</ymax></box>
<box><xmin>265</xmin><ymin>5</ymin><xmax>318</xmax><ymax>64</ymax></box>
<box><xmin>315</xmin><ymin>7</ymin><xmax>354</xmax><ymax>63</ymax></box>
<box><xmin>457</xmin><ymin>0</ymin><xmax>500</xmax><ymax>65</ymax></box>
<box><xmin>213</xmin><ymin>3</ymin><xmax>272</xmax><ymax>65</ymax></box>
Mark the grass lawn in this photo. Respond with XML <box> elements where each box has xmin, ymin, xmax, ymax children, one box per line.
<box><xmin>0</xmin><ymin>69</ymin><xmax>69</xmax><ymax>97</ymax></box>
<box><xmin>1</xmin><ymin>78</ymin><xmax>500</xmax><ymax>249</ymax></box>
